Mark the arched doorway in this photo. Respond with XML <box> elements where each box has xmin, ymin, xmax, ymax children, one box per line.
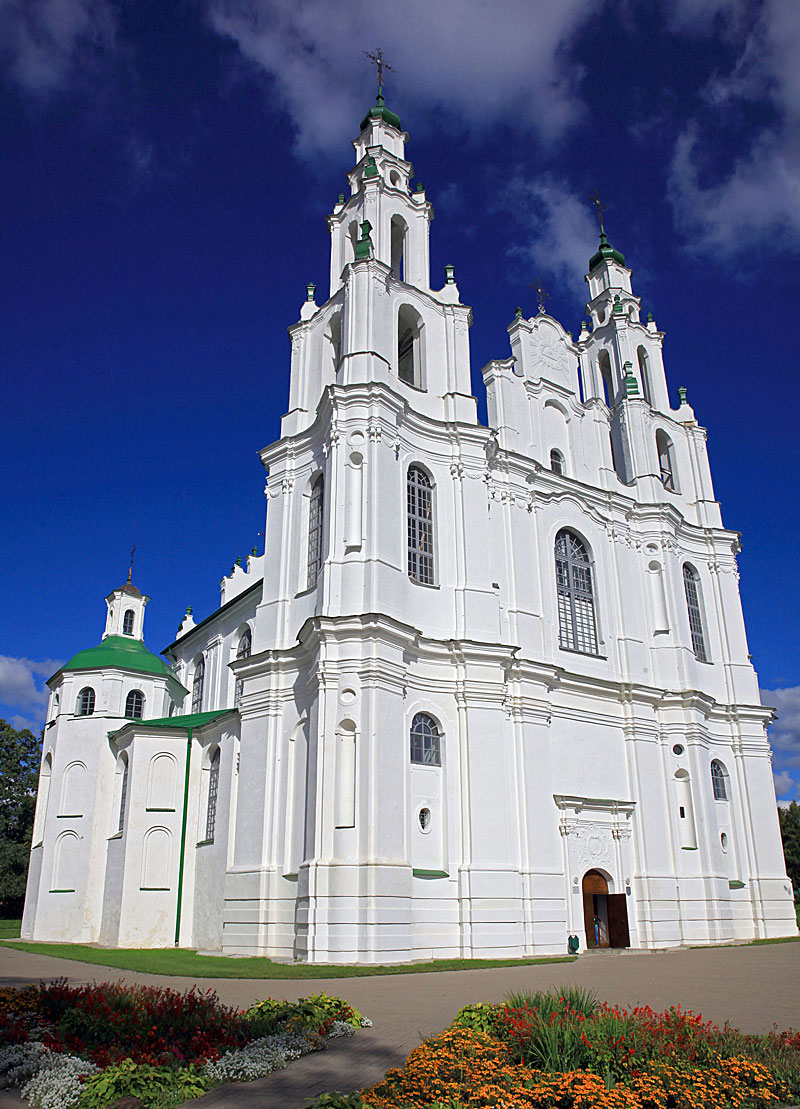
<box><xmin>582</xmin><ymin>870</ymin><xmax>630</xmax><ymax>949</ymax></box>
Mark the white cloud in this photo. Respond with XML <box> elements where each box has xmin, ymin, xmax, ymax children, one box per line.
<box><xmin>0</xmin><ymin>0</ymin><xmax>116</xmax><ymax>95</ymax></box>
<box><xmin>773</xmin><ymin>770</ymin><xmax>796</xmax><ymax>801</ymax></box>
<box><xmin>0</xmin><ymin>656</ymin><xmax>60</xmax><ymax>713</ymax></box>
<box><xmin>206</xmin><ymin>0</ymin><xmax>602</xmax><ymax>156</ymax></box>
<box><xmin>502</xmin><ymin>173</ymin><xmax>598</xmax><ymax>292</ymax></box>
<box><xmin>667</xmin><ymin>0</ymin><xmax>800</xmax><ymax>257</ymax></box>
<box><xmin>764</xmin><ymin>685</ymin><xmax>800</xmax><ymax>766</ymax></box>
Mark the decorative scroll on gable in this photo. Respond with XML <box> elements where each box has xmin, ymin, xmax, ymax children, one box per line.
<box><xmin>526</xmin><ymin>318</ymin><xmax>576</xmax><ymax>389</ymax></box>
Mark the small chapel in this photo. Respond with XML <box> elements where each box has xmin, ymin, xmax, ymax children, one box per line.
<box><xmin>22</xmin><ymin>91</ymin><xmax>796</xmax><ymax>962</ymax></box>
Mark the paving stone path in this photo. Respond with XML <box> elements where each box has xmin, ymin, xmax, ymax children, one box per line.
<box><xmin>1</xmin><ymin>942</ymin><xmax>798</xmax><ymax>1108</ymax></box>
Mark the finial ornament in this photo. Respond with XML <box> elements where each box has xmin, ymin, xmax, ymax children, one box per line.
<box><xmin>529</xmin><ymin>276</ymin><xmax>551</xmax><ymax>315</ymax></box>
<box><xmin>589</xmin><ymin>190</ymin><xmax>607</xmax><ymax>234</ymax></box>
<box><xmin>364</xmin><ymin>47</ymin><xmax>396</xmax><ymax>99</ymax></box>
<box><xmin>127</xmin><ymin>543</ymin><xmax>136</xmax><ymax>585</ymax></box>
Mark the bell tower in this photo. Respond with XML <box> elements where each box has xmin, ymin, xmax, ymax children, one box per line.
<box><xmin>103</xmin><ymin>553</ymin><xmax>149</xmax><ymax>641</ymax></box>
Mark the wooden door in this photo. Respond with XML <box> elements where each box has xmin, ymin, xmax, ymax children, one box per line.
<box><xmin>582</xmin><ymin>870</ymin><xmax>608</xmax><ymax>948</ymax></box>
<box><xmin>607</xmin><ymin>893</ymin><xmax>630</xmax><ymax>948</ymax></box>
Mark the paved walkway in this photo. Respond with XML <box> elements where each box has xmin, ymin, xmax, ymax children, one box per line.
<box><xmin>1</xmin><ymin>943</ymin><xmax>799</xmax><ymax>1107</ymax></box>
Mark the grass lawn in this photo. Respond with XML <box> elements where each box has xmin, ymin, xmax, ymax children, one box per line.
<box><xmin>0</xmin><ymin>918</ymin><xmax>21</xmax><ymax>939</ymax></box>
<box><xmin>0</xmin><ymin>938</ymin><xmax>576</xmax><ymax>979</ymax></box>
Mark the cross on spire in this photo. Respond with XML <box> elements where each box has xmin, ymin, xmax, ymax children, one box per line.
<box><xmin>529</xmin><ymin>276</ymin><xmax>551</xmax><ymax>315</ymax></box>
<box><xmin>364</xmin><ymin>47</ymin><xmax>395</xmax><ymax>95</ymax></box>
<box><xmin>588</xmin><ymin>190</ymin><xmax>607</xmax><ymax>234</ymax></box>
<box><xmin>127</xmin><ymin>543</ymin><xmax>136</xmax><ymax>585</ymax></box>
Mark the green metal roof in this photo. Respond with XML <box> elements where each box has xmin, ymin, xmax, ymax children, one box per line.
<box><xmin>60</xmin><ymin>636</ymin><xmax>185</xmax><ymax>690</ymax></box>
<box><xmin>110</xmin><ymin>709</ymin><xmax>235</xmax><ymax>737</ymax></box>
<box><xmin>359</xmin><ymin>91</ymin><xmax>401</xmax><ymax>133</ymax></box>
<box><xmin>588</xmin><ymin>230</ymin><xmax>626</xmax><ymax>272</ymax></box>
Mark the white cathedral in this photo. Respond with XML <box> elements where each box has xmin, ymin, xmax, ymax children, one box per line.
<box><xmin>23</xmin><ymin>93</ymin><xmax>796</xmax><ymax>962</ymax></box>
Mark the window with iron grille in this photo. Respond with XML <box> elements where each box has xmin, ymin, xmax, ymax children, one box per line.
<box><xmin>307</xmin><ymin>475</ymin><xmax>324</xmax><ymax>589</ymax></box>
<box><xmin>410</xmin><ymin>712</ymin><xmax>441</xmax><ymax>765</ymax></box>
<box><xmin>710</xmin><ymin>759</ymin><xmax>728</xmax><ymax>800</ymax></box>
<box><xmin>407</xmin><ymin>466</ymin><xmax>434</xmax><ymax>584</ymax></box>
<box><xmin>125</xmin><ymin>689</ymin><xmax>144</xmax><ymax>718</ymax></box>
<box><xmin>206</xmin><ymin>749</ymin><xmax>220</xmax><ymax>841</ymax></box>
<box><xmin>555</xmin><ymin>529</ymin><xmax>598</xmax><ymax>655</ymax></box>
<box><xmin>123</xmin><ymin>609</ymin><xmax>135</xmax><ymax>635</ymax></box>
<box><xmin>683</xmin><ymin>564</ymin><xmax>708</xmax><ymax>661</ymax></box>
<box><xmin>234</xmin><ymin>629</ymin><xmax>251</xmax><ymax>709</ymax></box>
<box><xmin>77</xmin><ymin>687</ymin><xmax>95</xmax><ymax>716</ymax></box>
<box><xmin>191</xmin><ymin>658</ymin><xmax>205</xmax><ymax>714</ymax></box>
<box><xmin>118</xmin><ymin>756</ymin><xmax>128</xmax><ymax>832</ymax></box>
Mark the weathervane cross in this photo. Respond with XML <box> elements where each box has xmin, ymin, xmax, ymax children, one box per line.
<box><xmin>589</xmin><ymin>190</ymin><xmax>607</xmax><ymax>233</ymax></box>
<box><xmin>364</xmin><ymin>47</ymin><xmax>395</xmax><ymax>92</ymax></box>
<box><xmin>529</xmin><ymin>276</ymin><xmax>551</xmax><ymax>315</ymax></box>
<box><xmin>127</xmin><ymin>543</ymin><xmax>136</xmax><ymax>585</ymax></box>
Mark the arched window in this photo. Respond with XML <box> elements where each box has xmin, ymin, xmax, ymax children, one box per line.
<box><xmin>410</xmin><ymin>712</ymin><xmax>441</xmax><ymax>766</ymax></box>
<box><xmin>307</xmin><ymin>474</ymin><xmax>324</xmax><ymax>589</ymax></box>
<box><xmin>398</xmin><ymin>305</ymin><xmax>423</xmax><ymax>388</ymax></box>
<box><xmin>234</xmin><ymin>629</ymin><xmax>251</xmax><ymax>709</ymax></box>
<box><xmin>637</xmin><ymin>346</ymin><xmax>652</xmax><ymax>405</ymax></box>
<box><xmin>125</xmin><ymin>689</ymin><xmax>144</xmax><ymax>719</ymax></box>
<box><xmin>117</xmin><ymin>753</ymin><xmax>129</xmax><ymax>833</ymax></box>
<box><xmin>555</xmin><ymin>530</ymin><xmax>598</xmax><ymax>655</ymax></box>
<box><xmin>391</xmin><ymin>215</ymin><xmax>407</xmax><ymax>280</ymax></box>
<box><xmin>598</xmin><ymin>350</ymin><xmax>613</xmax><ymax>406</ymax></box>
<box><xmin>407</xmin><ymin>465</ymin><xmax>434</xmax><ymax>584</ymax></box>
<box><xmin>683</xmin><ymin>564</ymin><xmax>709</xmax><ymax>662</ymax></box>
<box><xmin>122</xmin><ymin>609</ymin><xmax>135</xmax><ymax>636</ymax></box>
<box><xmin>711</xmin><ymin>759</ymin><xmax>729</xmax><ymax>800</ymax></box>
<box><xmin>206</xmin><ymin>748</ymin><xmax>220</xmax><ymax>842</ymax></box>
<box><xmin>327</xmin><ymin>311</ymin><xmax>342</xmax><ymax>375</ymax></box>
<box><xmin>76</xmin><ymin>687</ymin><xmax>95</xmax><ymax>716</ymax></box>
<box><xmin>550</xmin><ymin>449</ymin><xmax>565</xmax><ymax>475</ymax></box>
<box><xmin>191</xmin><ymin>657</ymin><xmax>205</xmax><ymax>714</ymax></box>
<box><xmin>656</xmin><ymin>429</ymin><xmax>677</xmax><ymax>491</ymax></box>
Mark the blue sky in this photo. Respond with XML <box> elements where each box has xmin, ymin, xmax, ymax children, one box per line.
<box><xmin>1</xmin><ymin>0</ymin><xmax>798</xmax><ymax>799</ymax></box>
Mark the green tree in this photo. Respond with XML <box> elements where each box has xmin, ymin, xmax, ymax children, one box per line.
<box><xmin>0</xmin><ymin>719</ymin><xmax>41</xmax><ymax>911</ymax></box>
<box><xmin>778</xmin><ymin>800</ymin><xmax>800</xmax><ymax>900</ymax></box>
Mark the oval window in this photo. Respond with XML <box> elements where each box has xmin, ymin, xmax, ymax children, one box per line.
<box><xmin>721</xmin><ymin>832</ymin><xmax>728</xmax><ymax>852</ymax></box>
<box><xmin>418</xmin><ymin>807</ymin><xmax>431</xmax><ymax>831</ymax></box>
<box><xmin>672</xmin><ymin>744</ymin><xmax>685</xmax><ymax>756</ymax></box>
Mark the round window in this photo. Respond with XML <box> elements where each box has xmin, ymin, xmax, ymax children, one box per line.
<box><xmin>672</xmin><ymin>744</ymin><xmax>685</xmax><ymax>755</ymax></box>
<box><xmin>418</xmin><ymin>807</ymin><xmax>432</xmax><ymax>832</ymax></box>
<box><xmin>721</xmin><ymin>832</ymin><xmax>728</xmax><ymax>852</ymax></box>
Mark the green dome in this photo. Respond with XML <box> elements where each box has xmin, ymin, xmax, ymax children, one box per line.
<box><xmin>359</xmin><ymin>91</ymin><xmax>401</xmax><ymax>133</ymax></box>
<box><xmin>589</xmin><ymin>230</ymin><xmax>626</xmax><ymax>272</ymax></box>
<box><xmin>62</xmin><ymin>636</ymin><xmax>176</xmax><ymax>682</ymax></box>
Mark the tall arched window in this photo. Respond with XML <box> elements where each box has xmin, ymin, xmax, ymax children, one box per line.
<box><xmin>637</xmin><ymin>346</ymin><xmax>653</xmax><ymax>405</ymax></box>
<box><xmin>307</xmin><ymin>474</ymin><xmax>324</xmax><ymax>589</ymax></box>
<box><xmin>555</xmin><ymin>530</ymin><xmax>598</xmax><ymax>655</ymax></box>
<box><xmin>598</xmin><ymin>350</ymin><xmax>613</xmax><ymax>406</ymax></box>
<box><xmin>683</xmin><ymin>564</ymin><xmax>708</xmax><ymax>662</ymax></box>
<box><xmin>398</xmin><ymin>305</ymin><xmax>423</xmax><ymax>388</ymax></box>
<box><xmin>122</xmin><ymin>609</ymin><xmax>135</xmax><ymax>635</ymax></box>
<box><xmin>656</xmin><ymin>429</ymin><xmax>677</xmax><ymax>491</ymax></box>
<box><xmin>326</xmin><ymin>311</ymin><xmax>342</xmax><ymax>375</ymax></box>
<box><xmin>125</xmin><ymin>690</ymin><xmax>144</xmax><ymax>719</ymax></box>
<box><xmin>118</xmin><ymin>753</ymin><xmax>129</xmax><ymax>833</ymax></box>
<box><xmin>234</xmin><ymin>629</ymin><xmax>251</xmax><ymax>709</ymax></box>
<box><xmin>191</xmin><ymin>657</ymin><xmax>205</xmax><ymax>714</ymax></box>
<box><xmin>76</xmin><ymin>687</ymin><xmax>95</xmax><ymax>716</ymax></box>
<box><xmin>710</xmin><ymin>759</ymin><xmax>729</xmax><ymax>800</ymax></box>
<box><xmin>391</xmin><ymin>215</ymin><xmax>407</xmax><ymax>280</ymax></box>
<box><xmin>407</xmin><ymin>465</ymin><xmax>434</xmax><ymax>584</ymax></box>
<box><xmin>550</xmin><ymin>449</ymin><xmax>565</xmax><ymax>475</ymax></box>
<box><xmin>206</xmin><ymin>748</ymin><xmax>220</xmax><ymax>842</ymax></box>
<box><xmin>410</xmin><ymin>712</ymin><xmax>441</xmax><ymax>766</ymax></box>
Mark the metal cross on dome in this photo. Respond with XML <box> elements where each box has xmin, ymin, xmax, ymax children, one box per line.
<box><xmin>589</xmin><ymin>190</ymin><xmax>607</xmax><ymax>233</ymax></box>
<box><xmin>529</xmin><ymin>276</ymin><xmax>551</xmax><ymax>315</ymax></box>
<box><xmin>364</xmin><ymin>47</ymin><xmax>395</xmax><ymax>91</ymax></box>
<box><xmin>127</xmin><ymin>543</ymin><xmax>136</xmax><ymax>585</ymax></box>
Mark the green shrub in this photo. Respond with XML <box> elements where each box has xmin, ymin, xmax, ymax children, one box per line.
<box><xmin>450</xmin><ymin>1001</ymin><xmax>501</xmax><ymax>1036</ymax></box>
<box><xmin>244</xmin><ymin>992</ymin><xmax>363</xmax><ymax>1037</ymax></box>
<box><xmin>305</xmin><ymin>1093</ymin><xmax>372</xmax><ymax>1109</ymax></box>
<box><xmin>77</xmin><ymin>1058</ymin><xmax>210</xmax><ymax>1109</ymax></box>
<box><xmin>503</xmin><ymin>984</ymin><xmax>598</xmax><ymax>1018</ymax></box>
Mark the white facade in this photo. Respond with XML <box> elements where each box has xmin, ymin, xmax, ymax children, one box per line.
<box><xmin>23</xmin><ymin>96</ymin><xmax>796</xmax><ymax>961</ymax></box>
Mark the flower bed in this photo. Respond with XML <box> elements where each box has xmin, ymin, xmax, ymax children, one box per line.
<box><xmin>0</xmin><ymin>983</ymin><xmax>370</xmax><ymax>1109</ymax></box>
<box><xmin>306</xmin><ymin>986</ymin><xmax>800</xmax><ymax>1109</ymax></box>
